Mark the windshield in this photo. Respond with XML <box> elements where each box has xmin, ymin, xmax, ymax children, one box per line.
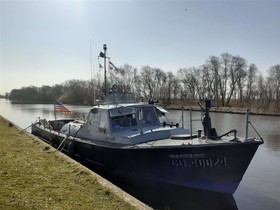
<box><xmin>109</xmin><ymin>106</ymin><xmax>136</xmax><ymax>117</ymax></box>
<box><xmin>110</xmin><ymin>107</ymin><xmax>137</xmax><ymax>129</ymax></box>
<box><xmin>138</xmin><ymin>107</ymin><xmax>159</xmax><ymax>125</ymax></box>
<box><xmin>110</xmin><ymin>106</ymin><xmax>159</xmax><ymax>130</ymax></box>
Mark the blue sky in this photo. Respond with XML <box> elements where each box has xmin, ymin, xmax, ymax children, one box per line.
<box><xmin>1</xmin><ymin>0</ymin><xmax>280</xmax><ymax>94</ymax></box>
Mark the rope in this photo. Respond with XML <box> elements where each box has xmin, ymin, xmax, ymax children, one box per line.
<box><xmin>57</xmin><ymin>136</ymin><xmax>68</xmax><ymax>151</ymax></box>
<box><xmin>19</xmin><ymin>125</ymin><xmax>32</xmax><ymax>134</ymax></box>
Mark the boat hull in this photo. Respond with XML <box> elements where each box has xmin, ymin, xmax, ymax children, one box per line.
<box><xmin>31</xmin><ymin>123</ymin><xmax>262</xmax><ymax>195</ymax></box>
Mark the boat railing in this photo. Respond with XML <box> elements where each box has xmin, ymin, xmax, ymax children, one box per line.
<box><xmin>188</xmin><ymin>106</ymin><xmax>264</xmax><ymax>142</ymax></box>
<box><xmin>189</xmin><ymin>107</ymin><xmax>263</xmax><ymax>141</ymax></box>
<box><xmin>245</xmin><ymin>108</ymin><xmax>264</xmax><ymax>142</ymax></box>
<box><xmin>189</xmin><ymin>107</ymin><xmax>203</xmax><ymax>139</ymax></box>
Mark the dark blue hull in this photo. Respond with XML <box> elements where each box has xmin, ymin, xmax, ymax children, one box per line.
<box><xmin>32</xmin><ymin>124</ymin><xmax>262</xmax><ymax>195</ymax></box>
<box><xmin>77</xmin><ymin>142</ymin><xmax>260</xmax><ymax>195</ymax></box>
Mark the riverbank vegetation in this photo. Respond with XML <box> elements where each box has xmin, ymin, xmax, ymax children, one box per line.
<box><xmin>0</xmin><ymin>116</ymin><xmax>143</xmax><ymax>210</ymax></box>
<box><xmin>6</xmin><ymin>53</ymin><xmax>280</xmax><ymax>114</ymax></box>
<box><xmin>0</xmin><ymin>94</ymin><xmax>7</xmax><ymax>99</ymax></box>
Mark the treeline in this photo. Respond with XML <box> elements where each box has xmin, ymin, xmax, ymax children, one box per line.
<box><xmin>8</xmin><ymin>80</ymin><xmax>99</xmax><ymax>105</ymax></box>
<box><xmin>7</xmin><ymin>52</ymin><xmax>280</xmax><ymax>112</ymax></box>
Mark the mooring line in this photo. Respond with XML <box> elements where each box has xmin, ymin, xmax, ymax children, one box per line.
<box><xmin>19</xmin><ymin>124</ymin><xmax>32</xmax><ymax>134</ymax></box>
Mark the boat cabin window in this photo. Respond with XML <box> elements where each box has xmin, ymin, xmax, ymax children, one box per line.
<box><xmin>88</xmin><ymin>108</ymin><xmax>108</xmax><ymax>133</ymax></box>
<box><xmin>110</xmin><ymin>106</ymin><xmax>159</xmax><ymax>130</ymax></box>
<box><xmin>111</xmin><ymin>114</ymin><xmax>137</xmax><ymax>129</ymax></box>
<box><xmin>99</xmin><ymin>110</ymin><xmax>108</xmax><ymax>129</ymax></box>
<box><xmin>88</xmin><ymin>108</ymin><xmax>100</xmax><ymax>126</ymax></box>
<box><xmin>110</xmin><ymin>107</ymin><xmax>137</xmax><ymax>130</ymax></box>
<box><xmin>139</xmin><ymin>107</ymin><xmax>158</xmax><ymax>125</ymax></box>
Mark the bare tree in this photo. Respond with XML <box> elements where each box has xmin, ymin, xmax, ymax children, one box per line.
<box><xmin>116</xmin><ymin>64</ymin><xmax>137</xmax><ymax>92</ymax></box>
<box><xmin>256</xmin><ymin>73</ymin><xmax>266</xmax><ymax>109</ymax></box>
<box><xmin>164</xmin><ymin>71</ymin><xmax>178</xmax><ymax>103</ymax></box>
<box><xmin>226</xmin><ymin>56</ymin><xmax>247</xmax><ymax>106</ymax></box>
<box><xmin>139</xmin><ymin>66</ymin><xmax>157</xmax><ymax>99</ymax></box>
<box><xmin>62</xmin><ymin>80</ymin><xmax>89</xmax><ymax>104</ymax></box>
<box><xmin>154</xmin><ymin>68</ymin><xmax>167</xmax><ymax>100</ymax></box>
<box><xmin>235</xmin><ymin>57</ymin><xmax>247</xmax><ymax>106</ymax></box>
<box><xmin>208</xmin><ymin>56</ymin><xmax>221</xmax><ymax>104</ymax></box>
<box><xmin>246</xmin><ymin>63</ymin><xmax>258</xmax><ymax>105</ymax></box>
<box><xmin>219</xmin><ymin>53</ymin><xmax>231</xmax><ymax>106</ymax></box>
<box><xmin>201</xmin><ymin>65</ymin><xmax>214</xmax><ymax>100</ymax></box>
<box><xmin>267</xmin><ymin>65</ymin><xmax>280</xmax><ymax>100</ymax></box>
<box><xmin>179</xmin><ymin>68</ymin><xmax>199</xmax><ymax>101</ymax></box>
<box><xmin>266</xmin><ymin>64</ymin><xmax>280</xmax><ymax>111</ymax></box>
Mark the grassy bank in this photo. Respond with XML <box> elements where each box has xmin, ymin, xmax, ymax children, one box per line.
<box><xmin>0</xmin><ymin>116</ymin><xmax>150</xmax><ymax>210</ymax></box>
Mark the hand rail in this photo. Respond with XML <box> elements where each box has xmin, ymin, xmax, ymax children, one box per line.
<box><xmin>245</xmin><ymin>108</ymin><xmax>264</xmax><ymax>142</ymax></box>
<box><xmin>249</xmin><ymin>121</ymin><xmax>264</xmax><ymax>142</ymax></box>
<box><xmin>189</xmin><ymin>107</ymin><xmax>203</xmax><ymax>139</ymax></box>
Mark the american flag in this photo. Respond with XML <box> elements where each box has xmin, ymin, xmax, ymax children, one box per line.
<box><xmin>54</xmin><ymin>99</ymin><xmax>74</xmax><ymax>115</ymax></box>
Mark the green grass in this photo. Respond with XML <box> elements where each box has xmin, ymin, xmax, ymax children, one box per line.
<box><xmin>0</xmin><ymin>116</ymin><xmax>143</xmax><ymax>210</ymax></box>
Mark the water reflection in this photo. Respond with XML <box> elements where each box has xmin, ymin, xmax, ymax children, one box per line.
<box><xmin>115</xmin><ymin>180</ymin><xmax>237</xmax><ymax>210</ymax></box>
<box><xmin>81</xmin><ymin>160</ymin><xmax>237</xmax><ymax>210</ymax></box>
<box><xmin>19</xmin><ymin>106</ymin><xmax>53</xmax><ymax>115</ymax></box>
<box><xmin>0</xmin><ymin>99</ymin><xmax>89</xmax><ymax>128</ymax></box>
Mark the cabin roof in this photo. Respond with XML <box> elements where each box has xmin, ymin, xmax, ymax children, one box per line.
<box><xmin>91</xmin><ymin>103</ymin><xmax>155</xmax><ymax>110</ymax></box>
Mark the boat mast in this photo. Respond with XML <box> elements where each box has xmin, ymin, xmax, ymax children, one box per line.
<box><xmin>99</xmin><ymin>44</ymin><xmax>108</xmax><ymax>96</ymax></box>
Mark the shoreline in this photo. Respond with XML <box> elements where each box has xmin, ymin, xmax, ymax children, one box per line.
<box><xmin>165</xmin><ymin>105</ymin><xmax>280</xmax><ymax>117</ymax></box>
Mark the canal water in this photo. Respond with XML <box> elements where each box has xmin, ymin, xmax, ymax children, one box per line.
<box><xmin>1</xmin><ymin>99</ymin><xmax>279</xmax><ymax>209</ymax></box>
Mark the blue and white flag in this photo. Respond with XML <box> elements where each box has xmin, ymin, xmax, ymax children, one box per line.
<box><xmin>109</xmin><ymin>60</ymin><xmax>122</xmax><ymax>79</ymax></box>
<box><xmin>109</xmin><ymin>61</ymin><xmax>120</xmax><ymax>74</ymax></box>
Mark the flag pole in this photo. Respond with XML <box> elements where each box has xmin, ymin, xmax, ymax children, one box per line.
<box><xmin>103</xmin><ymin>44</ymin><xmax>107</xmax><ymax>96</ymax></box>
<box><xmin>52</xmin><ymin>95</ymin><xmax>57</xmax><ymax>120</ymax></box>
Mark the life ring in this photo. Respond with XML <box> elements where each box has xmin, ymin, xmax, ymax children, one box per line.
<box><xmin>67</xmin><ymin>141</ymin><xmax>75</xmax><ymax>157</ymax></box>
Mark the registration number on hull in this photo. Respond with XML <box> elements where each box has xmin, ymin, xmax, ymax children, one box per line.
<box><xmin>169</xmin><ymin>154</ymin><xmax>227</xmax><ymax>168</ymax></box>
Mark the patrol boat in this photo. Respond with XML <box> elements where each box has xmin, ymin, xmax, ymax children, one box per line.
<box><xmin>31</xmin><ymin>91</ymin><xmax>263</xmax><ymax>194</ymax></box>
